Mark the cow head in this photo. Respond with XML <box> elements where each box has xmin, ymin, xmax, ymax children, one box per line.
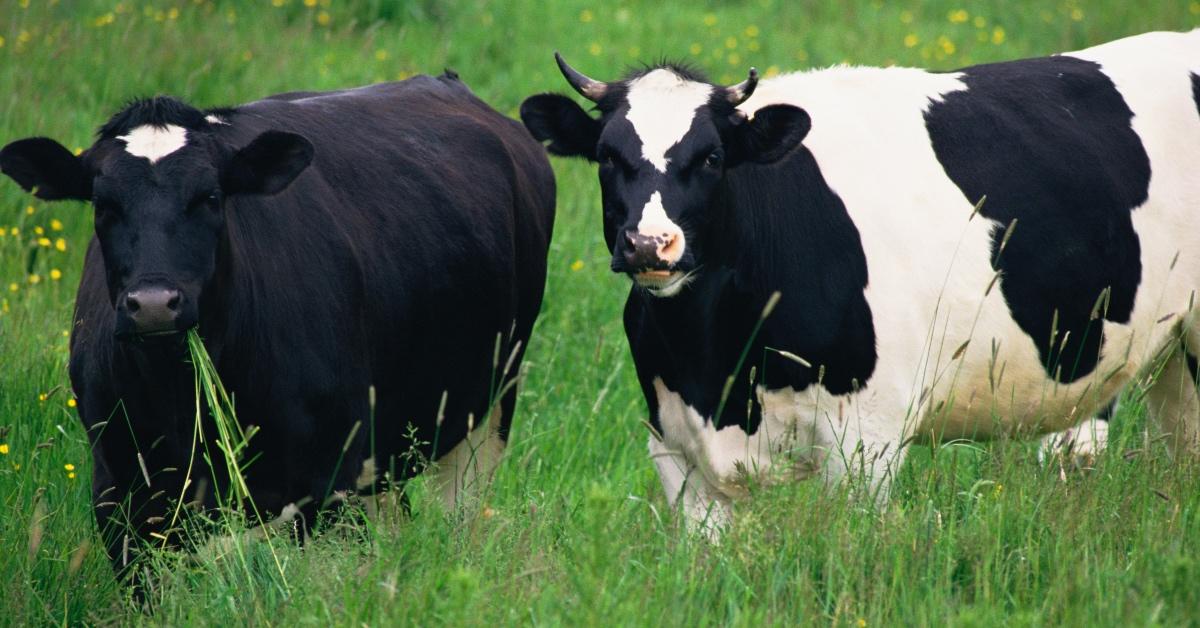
<box><xmin>521</xmin><ymin>54</ymin><xmax>809</xmax><ymax>297</ymax></box>
<box><xmin>0</xmin><ymin>97</ymin><xmax>313</xmax><ymax>339</ymax></box>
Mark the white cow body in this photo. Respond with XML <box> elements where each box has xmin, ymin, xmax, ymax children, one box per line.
<box><xmin>647</xmin><ymin>30</ymin><xmax>1200</xmax><ymax>527</ymax></box>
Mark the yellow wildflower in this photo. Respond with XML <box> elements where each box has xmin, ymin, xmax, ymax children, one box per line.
<box><xmin>588</xmin><ymin>42</ymin><xmax>602</xmax><ymax>56</ymax></box>
<box><xmin>26</xmin><ymin>206</ymin><xmax>35</xmax><ymax>215</ymax></box>
<box><xmin>992</xmin><ymin>26</ymin><xmax>1006</xmax><ymax>45</ymax></box>
<box><xmin>55</xmin><ymin>238</ymin><xmax>67</xmax><ymax>252</ymax></box>
<box><xmin>50</xmin><ymin>269</ymin><xmax>62</xmax><ymax>281</ymax></box>
<box><xmin>570</xmin><ymin>259</ymin><xmax>584</xmax><ymax>271</ymax></box>
<box><xmin>375</xmin><ymin>49</ymin><xmax>388</xmax><ymax>61</ymax></box>
<box><xmin>947</xmin><ymin>9</ymin><xmax>969</xmax><ymax>24</ymax></box>
<box><xmin>0</xmin><ymin>36</ymin><xmax>6</xmax><ymax>48</ymax></box>
<box><xmin>34</xmin><ymin>225</ymin><xmax>45</xmax><ymax>235</ymax></box>
<box><xmin>28</xmin><ymin>274</ymin><xmax>40</xmax><ymax>284</ymax></box>
<box><xmin>65</xmin><ymin>463</ymin><xmax>75</xmax><ymax>471</ymax></box>
<box><xmin>702</xmin><ymin>13</ymin><xmax>717</xmax><ymax>26</ymax></box>
<box><xmin>38</xmin><ymin>237</ymin><xmax>51</xmax><ymax>247</ymax></box>
<box><xmin>0</xmin><ymin>444</ymin><xmax>8</xmax><ymax>455</ymax></box>
<box><xmin>10</xmin><ymin>227</ymin><xmax>18</xmax><ymax>236</ymax></box>
<box><xmin>899</xmin><ymin>10</ymin><xmax>913</xmax><ymax>24</ymax></box>
<box><xmin>272</xmin><ymin>0</ymin><xmax>285</xmax><ymax>6</ymax></box>
<box><xmin>744</xmin><ymin>25</ymin><xmax>759</xmax><ymax>38</ymax></box>
<box><xmin>579</xmin><ymin>9</ymin><xmax>593</xmax><ymax>23</ymax></box>
<box><xmin>316</xmin><ymin>10</ymin><xmax>331</xmax><ymax>25</ymax></box>
<box><xmin>689</xmin><ymin>43</ymin><xmax>702</xmax><ymax>56</ymax></box>
<box><xmin>50</xmin><ymin>219</ymin><xmax>63</xmax><ymax>231</ymax></box>
<box><xmin>973</xmin><ymin>16</ymin><xmax>987</xmax><ymax>28</ymax></box>
<box><xmin>8</xmin><ymin>283</ymin><xmax>17</xmax><ymax>293</ymax></box>
<box><xmin>725</xmin><ymin>36</ymin><xmax>738</xmax><ymax>50</ymax></box>
<box><xmin>68</xmin><ymin>472</ymin><xmax>76</xmax><ymax>479</ymax></box>
<box><xmin>904</xmin><ymin>34</ymin><xmax>919</xmax><ymax>48</ymax></box>
<box><xmin>303</xmin><ymin>0</ymin><xmax>316</xmax><ymax>6</ymax></box>
<box><xmin>68</xmin><ymin>399</ymin><xmax>77</xmax><ymax>408</ymax></box>
<box><xmin>168</xmin><ymin>7</ymin><xmax>179</xmax><ymax>20</ymax></box>
<box><xmin>38</xmin><ymin>393</ymin><xmax>47</xmax><ymax>401</ymax></box>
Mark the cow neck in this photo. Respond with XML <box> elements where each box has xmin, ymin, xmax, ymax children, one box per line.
<box><xmin>636</xmin><ymin>268</ymin><xmax>764</xmax><ymax>422</ymax></box>
<box><xmin>710</xmin><ymin>145</ymin><xmax>878</xmax><ymax>395</ymax></box>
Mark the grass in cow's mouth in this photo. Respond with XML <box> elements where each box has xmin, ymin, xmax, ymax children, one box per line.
<box><xmin>176</xmin><ymin>329</ymin><xmax>289</xmax><ymax>592</ymax></box>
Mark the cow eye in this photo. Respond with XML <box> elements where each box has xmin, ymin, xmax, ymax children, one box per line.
<box><xmin>191</xmin><ymin>192</ymin><xmax>220</xmax><ymax>213</ymax></box>
<box><xmin>704</xmin><ymin>150</ymin><xmax>723</xmax><ymax>168</ymax></box>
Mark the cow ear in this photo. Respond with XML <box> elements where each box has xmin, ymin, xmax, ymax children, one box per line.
<box><xmin>728</xmin><ymin>105</ymin><xmax>811</xmax><ymax>165</ymax></box>
<box><xmin>222</xmin><ymin>131</ymin><xmax>314</xmax><ymax>196</ymax></box>
<box><xmin>520</xmin><ymin>93</ymin><xmax>601</xmax><ymax>161</ymax></box>
<box><xmin>0</xmin><ymin>138</ymin><xmax>92</xmax><ymax>201</ymax></box>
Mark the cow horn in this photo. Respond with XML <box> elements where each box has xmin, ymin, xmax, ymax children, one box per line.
<box><xmin>726</xmin><ymin>67</ymin><xmax>759</xmax><ymax>106</ymax></box>
<box><xmin>555</xmin><ymin>51</ymin><xmax>608</xmax><ymax>102</ymax></box>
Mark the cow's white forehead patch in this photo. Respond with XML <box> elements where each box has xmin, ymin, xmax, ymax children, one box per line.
<box><xmin>625</xmin><ymin>69</ymin><xmax>713</xmax><ymax>173</ymax></box>
<box><xmin>118</xmin><ymin>124</ymin><xmax>188</xmax><ymax>164</ymax></box>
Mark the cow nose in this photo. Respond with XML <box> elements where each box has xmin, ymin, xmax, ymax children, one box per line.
<box><xmin>123</xmin><ymin>287</ymin><xmax>181</xmax><ymax>333</ymax></box>
<box><xmin>623</xmin><ymin>229</ymin><xmax>679</xmax><ymax>271</ymax></box>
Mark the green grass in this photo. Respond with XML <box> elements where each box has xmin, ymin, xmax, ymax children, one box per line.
<box><xmin>2</xmin><ymin>0</ymin><xmax>1199</xmax><ymax>624</ymax></box>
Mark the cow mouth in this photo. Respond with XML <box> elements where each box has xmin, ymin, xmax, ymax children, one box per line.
<box><xmin>632</xmin><ymin>269</ymin><xmax>694</xmax><ymax>297</ymax></box>
<box><xmin>139</xmin><ymin>329</ymin><xmax>182</xmax><ymax>338</ymax></box>
<box><xmin>114</xmin><ymin>325</ymin><xmax>194</xmax><ymax>342</ymax></box>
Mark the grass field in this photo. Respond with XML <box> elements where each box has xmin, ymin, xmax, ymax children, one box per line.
<box><xmin>2</xmin><ymin>1</ymin><xmax>1199</xmax><ymax>625</ymax></box>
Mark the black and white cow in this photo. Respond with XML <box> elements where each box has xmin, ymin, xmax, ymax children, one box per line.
<box><xmin>0</xmin><ymin>73</ymin><xmax>555</xmax><ymax>573</ymax></box>
<box><xmin>522</xmin><ymin>30</ymin><xmax>1200</xmax><ymax>530</ymax></box>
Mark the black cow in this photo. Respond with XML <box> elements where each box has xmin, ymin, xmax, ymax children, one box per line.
<box><xmin>1</xmin><ymin>73</ymin><xmax>555</xmax><ymax>574</ymax></box>
<box><xmin>522</xmin><ymin>30</ymin><xmax>1200</xmax><ymax>533</ymax></box>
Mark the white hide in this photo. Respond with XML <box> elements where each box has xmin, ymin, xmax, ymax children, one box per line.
<box><xmin>118</xmin><ymin>124</ymin><xmax>189</xmax><ymax>163</ymax></box>
<box><xmin>1039</xmin><ymin>417</ymin><xmax>1110</xmax><ymax>466</ymax></box>
<box><xmin>636</xmin><ymin>191</ymin><xmax>686</xmax><ymax>264</ymax></box>
<box><xmin>639</xmin><ymin>30</ymin><xmax>1200</xmax><ymax>528</ymax></box>
<box><xmin>625</xmin><ymin>69</ymin><xmax>713</xmax><ymax>173</ymax></box>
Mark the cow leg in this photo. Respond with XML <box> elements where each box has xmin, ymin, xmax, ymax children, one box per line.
<box><xmin>1143</xmin><ymin>348</ymin><xmax>1200</xmax><ymax>459</ymax></box>
<box><xmin>647</xmin><ymin>436</ymin><xmax>731</xmax><ymax>538</ymax></box>
<box><xmin>431</xmin><ymin>404</ymin><xmax>505</xmax><ymax>510</ymax></box>
<box><xmin>1039</xmin><ymin>402</ymin><xmax>1114</xmax><ymax>467</ymax></box>
<box><xmin>820</xmin><ymin>417</ymin><xmax>909</xmax><ymax>506</ymax></box>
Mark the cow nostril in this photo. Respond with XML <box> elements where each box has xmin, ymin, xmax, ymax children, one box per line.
<box><xmin>660</xmin><ymin>233</ymin><xmax>682</xmax><ymax>259</ymax></box>
<box><xmin>624</xmin><ymin>230</ymin><xmax>638</xmax><ymax>247</ymax></box>
<box><xmin>166</xmin><ymin>292</ymin><xmax>181</xmax><ymax>311</ymax></box>
<box><xmin>125</xmin><ymin>295</ymin><xmax>141</xmax><ymax>313</ymax></box>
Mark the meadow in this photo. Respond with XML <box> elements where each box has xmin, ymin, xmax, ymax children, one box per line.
<box><xmin>2</xmin><ymin>0</ymin><xmax>1199</xmax><ymax>625</ymax></box>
